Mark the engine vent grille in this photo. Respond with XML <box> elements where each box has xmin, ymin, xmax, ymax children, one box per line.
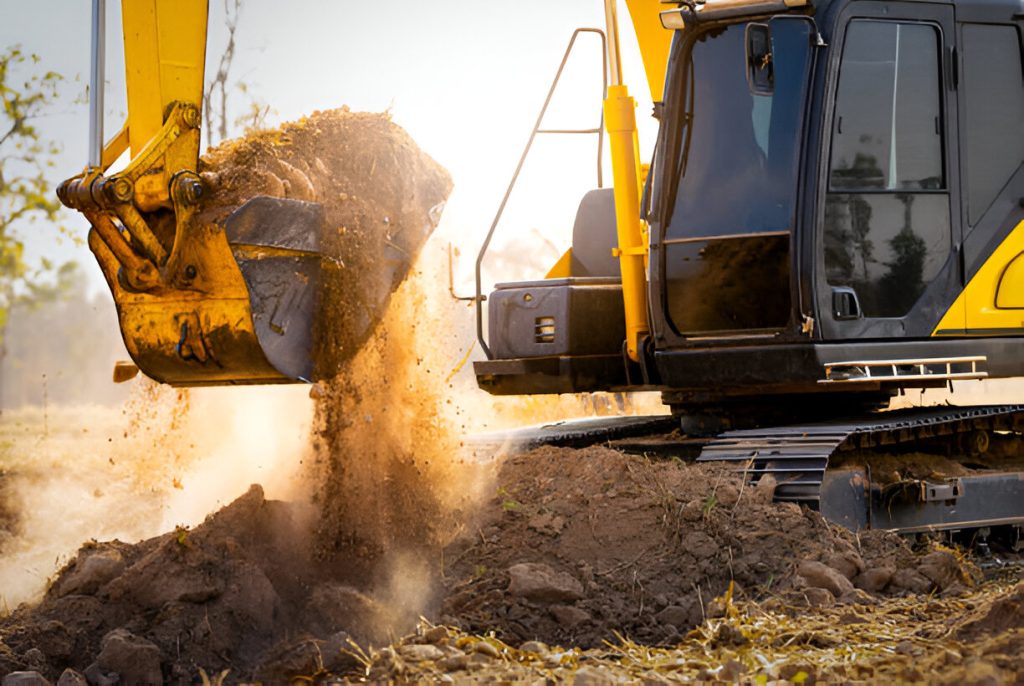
<box><xmin>534</xmin><ymin>316</ymin><xmax>556</xmax><ymax>343</ymax></box>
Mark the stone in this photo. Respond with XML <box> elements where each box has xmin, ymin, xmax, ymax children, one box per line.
<box><xmin>715</xmin><ymin>483</ymin><xmax>740</xmax><ymax>507</ymax></box>
<box><xmin>507</xmin><ymin>563</ymin><xmax>584</xmax><ymax>603</ymax></box>
<box><xmin>55</xmin><ymin>670</ymin><xmax>87</xmax><ymax>686</ymax></box>
<box><xmin>96</xmin><ymin>628</ymin><xmax>162</xmax><ymax>686</ymax></box>
<box><xmin>550</xmin><ymin>604</ymin><xmax>591</xmax><ymax>628</ymax></box>
<box><xmin>825</xmin><ymin>551</ymin><xmax>866</xmax><ymax>581</ymax></box>
<box><xmin>798</xmin><ymin>559</ymin><xmax>854</xmax><ymax>597</ymax></box>
<box><xmin>519</xmin><ymin>640</ymin><xmax>549</xmax><ymax>655</ymax></box>
<box><xmin>917</xmin><ymin>550</ymin><xmax>962</xmax><ymax>590</ymax></box>
<box><xmin>398</xmin><ymin>644</ymin><xmax>445</xmax><ymax>663</ymax></box>
<box><xmin>1</xmin><ymin>673</ymin><xmax>51</xmax><ymax>686</ymax></box>
<box><xmin>54</xmin><ymin>547</ymin><xmax>125</xmax><ymax>597</ymax></box>
<box><xmin>752</xmin><ymin>474</ymin><xmax>778</xmax><ymax>504</ymax></box>
<box><xmin>422</xmin><ymin>626</ymin><xmax>448</xmax><ymax>645</ymax></box>
<box><xmin>891</xmin><ymin>568</ymin><xmax>933</xmax><ymax>594</ymax></box>
<box><xmin>854</xmin><ymin>567</ymin><xmax>893</xmax><ymax>593</ymax></box>
<box><xmin>801</xmin><ymin>587</ymin><xmax>835</xmax><ymax>608</ymax></box>
<box><xmin>655</xmin><ymin>604</ymin><xmax>697</xmax><ymax>629</ymax></box>
<box><xmin>680</xmin><ymin>499</ymin><xmax>704</xmax><ymax>522</ymax></box>
<box><xmin>82</xmin><ymin>664</ymin><xmax>117</xmax><ymax>686</ymax></box>
<box><xmin>472</xmin><ymin>641</ymin><xmax>500</xmax><ymax>659</ymax></box>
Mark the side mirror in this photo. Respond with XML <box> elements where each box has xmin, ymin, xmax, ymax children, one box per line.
<box><xmin>746</xmin><ymin>23</ymin><xmax>774</xmax><ymax>95</ymax></box>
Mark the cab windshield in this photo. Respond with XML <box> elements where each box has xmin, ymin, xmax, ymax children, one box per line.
<box><xmin>658</xmin><ymin>17</ymin><xmax>813</xmax><ymax>334</ymax></box>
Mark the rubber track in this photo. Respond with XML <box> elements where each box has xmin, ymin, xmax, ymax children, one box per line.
<box><xmin>696</xmin><ymin>404</ymin><xmax>1024</xmax><ymax>506</ymax></box>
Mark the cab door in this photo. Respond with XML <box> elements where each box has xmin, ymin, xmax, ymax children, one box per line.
<box><xmin>816</xmin><ymin>2</ymin><xmax>961</xmax><ymax>341</ymax></box>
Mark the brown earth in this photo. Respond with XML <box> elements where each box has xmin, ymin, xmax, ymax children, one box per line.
<box><xmin>0</xmin><ymin>445</ymin><xmax>1006</xmax><ymax>684</ymax></box>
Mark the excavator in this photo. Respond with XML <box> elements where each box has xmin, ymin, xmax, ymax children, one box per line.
<box><xmin>60</xmin><ymin>0</ymin><xmax>1024</xmax><ymax>542</ymax></box>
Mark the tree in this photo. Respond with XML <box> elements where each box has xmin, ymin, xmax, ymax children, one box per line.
<box><xmin>203</xmin><ymin>0</ymin><xmax>273</xmax><ymax>146</ymax></box>
<box><xmin>0</xmin><ymin>47</ymin><xmax>74</xmax><ymax>359</ymax></box>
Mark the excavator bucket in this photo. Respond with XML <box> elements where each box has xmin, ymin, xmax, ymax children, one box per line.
<box><xmin>59</xmin><ymin>0</ymin><xmax>452</xmax><ymax>386</ymax></box>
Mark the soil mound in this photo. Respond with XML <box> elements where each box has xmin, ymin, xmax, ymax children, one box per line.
<box><xmin>0</xmin><ymin>445</ymin><xmax>993</xmax><ymax>683</ymax></box>
<box><xmin>440</xmin><ymin>446</ymin><xmax>981</xmax><ymax>648</ymax></box>
<box><xmin>0</xmin><ymin>486</ymin><xmax>388</xmax><ymax>682</ymax></box>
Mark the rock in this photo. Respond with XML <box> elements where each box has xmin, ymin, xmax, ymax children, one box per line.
<box><xmin>752</xmin><ymin>474</ymin><xmax>777</xmax><ymax>504</ymax></box>
<box><xmin>550</xmin><ymin>604</ymin><xmax>591</xmax><ymax>628</ymax></box>
<box><xmin>715</xmin><ymin>483</ymin><xmax>740</xmax><ymax>507</ymax></box>
<box><xmin>82</xmin><ymin>664</ymin><xmax>117</xmax><ymax>686</ymax></box>
<box><xmin>399</xmin><ymin>644</ymin><xmax>445</xmax><ymax>663</ymax></box>
<box><xmin>21</xmin><ymin>649</ymin><xmax>44</xmax><ymax>671</ymax></box>
<box><xmin>519</xmin><ymin>640</ymin><xmax>549</xmax><ymax>655</ymax></box>
<box><xmin>422</xmin><ymin>626</ymin><xmax>448</xmax><ymax>645</ymax></box>
<box><xmin>507</xmin><ymin>563</ymin><xmax>584</xmax><ymax>603</ymax></box>
<box><xmin>437</xmin><ymin>654</ymin><xmax>469</xmax><ymax>671</ymax></box>
<box><xmin>917</xmin><ymin>550</ymin><xmax>962</xmax><ymax>590</ymax></box>
<box><xmin>96</xmin><ymin>628</ymin><xmax>162</xmax><ymax>686</ymax></box>
<box><xmin>54</xmin><ymin>547</ymin><xmax>125</xmax><ymax>597</ymax></box>
<box><xmin>801</xmin><ymin>587</ymin><xmax>835</xmax><ymax>608</ymax></box>
<box><xmin>307</xmin><ymin>583</ymin><xmax>386</xmax><ymax>643</ymax></box>
<box><xmin>1</xmin><ymin>673</ymin><xmax>51</xmax><ymax>686</ymax></box>
<box><xmin>680</xmin><ymin>499</ymin><xmax>704</xmax><ymax>522</ymax></box>
<box><xmin>472</xmin><ymin>641</ymin><xmax>500</xmax><ymax>659</ymax></box>
<box><xmin>55</xmin><ymin>670</ymin><xmax>87</xmax><ymax>686</ymax></box>
<box><xmin>656</xmin><ymin>604</ymin><xmax>698</xmax><ymax>629</ymax></box>
<box><xmin>825</xmin><ymin>551</ymin><xmax>866</xmax><ymax>581</ymax></box>
<box><xmin>839</xmin><ymin>588</ymin><xmax>878</xmax><ymax>605</ymax></box>
<box><xmin>32</xmin><ymin>621</ymin><xmax>74</xmax><ymax>664</ymax></box>
<box><xmin>218</xmin><ymin>560</ymin><xmax>280</xmax><ymax>633</ymax></box>
<box><xmin>891</xmin><ymin>568</ymin><xmax>933</xmax><ymax>594</ymax></box>
<box><xmin>798</xmin><ymin>560</ymin><xmax>854</xmax><ymax>597</ymax></box>
<box><xmin>854</xmin><ymin>567</ymin><xmax>893</xmax><ymax>593</ymax></box>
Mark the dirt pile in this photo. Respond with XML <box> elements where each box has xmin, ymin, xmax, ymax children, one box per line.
<box><xmin>0</xmin><ymin>486</ymin><xmax>375</xmax><ymax>682</ymax></box>
<box><xmin>440</xmin><ymin>445</ymin><xmax>981</xmax><ymax>648</ymax></box>
<box><xmin>0</xmin><ymin>443</ymin><xmax>1001</xmax><ymax>683</ymax></box>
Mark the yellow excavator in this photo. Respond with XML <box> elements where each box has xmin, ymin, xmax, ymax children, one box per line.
<box><xmin>61</xmin><ymin>0</ymin><xmax>1024</xmax><ymax>540</ymax></box>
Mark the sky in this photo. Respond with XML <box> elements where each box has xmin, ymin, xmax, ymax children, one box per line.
<box><xmin>1</xmin><ymin>0</ymin><xmax>660</xmax><ymax>296</ymax></box>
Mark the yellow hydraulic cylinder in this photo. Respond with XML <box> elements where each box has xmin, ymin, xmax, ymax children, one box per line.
<box><xmin>604</xmin><ymin>83</ymin><xmax>650</xmax><ymax>362</ymax></box>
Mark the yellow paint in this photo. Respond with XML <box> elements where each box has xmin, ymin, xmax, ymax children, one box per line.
<box><xmin>545</xmin><ymin>248</ymin><xmax>574</xmax><ymax>278</ymax></box>
<box><xmin>605</xmin><ymin>83</ymin><xmax>650</xmax><ymax>362</ymax></box>
<box><xmin>625</xmin><ymin>0</ymin><xmax>674</xmax><ymax>102</ymax></box>
<box><xmin>122</xmin><ymin>0</ymin><xmax>208</xmax><ymax>157</ymax></box>
<box><xmin>933</xmin><ymin>219</ymin><xmax>1024</xmax><ymax>335</ymax></box>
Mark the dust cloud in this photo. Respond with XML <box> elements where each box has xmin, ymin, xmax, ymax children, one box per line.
<box><xmin>0</xmin><ymin>380</ymin><xmax>313</xmax><ymax>610</ymax></box>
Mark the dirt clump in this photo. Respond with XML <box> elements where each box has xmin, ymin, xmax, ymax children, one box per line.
<box><xmin>199</xmin><ymin>107</ymin><xmax>452</xmax><ymax>375</ymax></box>
<box><xmin>440</xmin><ymin>445</ymin><xmax>980</xmax><ymax>648</ymax></box>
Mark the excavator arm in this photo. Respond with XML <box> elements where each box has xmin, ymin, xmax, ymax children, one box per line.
<box><xmin>58</xmin><ymin>0</ymin><xmax>328</xmax><ymax>385</ymax></box>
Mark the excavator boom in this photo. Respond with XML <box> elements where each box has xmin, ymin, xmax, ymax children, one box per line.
<box><xmin>61</xmin><ymin>1</ymin><xmax>348</xmax><ymax>385</ymax></box>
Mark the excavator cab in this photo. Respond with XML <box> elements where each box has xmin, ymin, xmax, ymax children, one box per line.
<box><xmin>58</xmin><ymin>0</ymin><xmax>327</xmax><ymax>385</ymax></box>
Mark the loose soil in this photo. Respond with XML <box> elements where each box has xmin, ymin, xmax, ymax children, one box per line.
<box><xmin>0</xmin><ymin>444</ymin><xmax>1010</xmax><ymax>683</ymax></box>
